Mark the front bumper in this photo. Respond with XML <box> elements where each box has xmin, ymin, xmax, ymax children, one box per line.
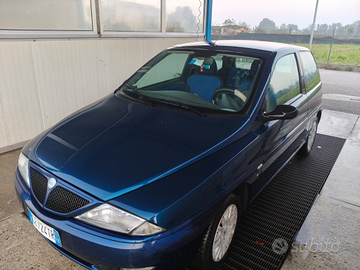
<box><xmin>14</xmin><ymin>168</ymin><xmax>209</xmax><ymax>270</ymax></box>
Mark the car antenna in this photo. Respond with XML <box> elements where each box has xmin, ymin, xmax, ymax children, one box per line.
<box><xmin>206</xmin><ymin>40</ymin><xmax>215</xmax><ymax>46</ymax></box>
<box><xmin>211</xmin><ymin>26</ymin><xmax>223</xmax><ymax>46</ymax></box>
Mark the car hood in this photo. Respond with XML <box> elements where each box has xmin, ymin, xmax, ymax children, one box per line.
<box><xmin>26</xmin><ymin>94</ymin><xmax>249</xmax><ymax>201</ymax></box>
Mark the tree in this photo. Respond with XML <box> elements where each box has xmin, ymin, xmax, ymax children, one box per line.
<box><xmin>277</xmin><ymin>23</ymin><xmax>288</xmax><ymax>34</ymax></box>
<box><xmin>287</xmin><ymin>24</ymin><xmax>299</xmax><ymax>31</ymax></box>
<box><xmin>238</xmin><ymin>21</ymin><xmax>250</xmax><ymax>32</ymax></box>
<box><xmin>258</xmin><ymin>18</ymin><xmax>276</xmax><ymax>32</ymax></box>
<box><xmin>316</xmin><ymin>24</ymin><xmax>329</xmax><ymax>35</ymax></box>
<box><xmin>222</xmin><ymin>19</ymin><xmax>236</xmax><ymax>26</ymax></box>
<box><xmin>301</xmin><ymin>24</ymin><xmax>313</xmax><ymax>34</ymax></box>
<box><xmin>167</xmin><ymin>6</ymin><xmax>197</xmax><ymax>32</ymax></box>
<box><xmin>334</xmin><ymin>23</ymin><xmax>345</xmax><ymax>37</ymax></box>
<box><xmin>353</xmin><ymin>21</ymin><xmax>360</xmax><ymax>38</ymax></box>
<box><xmin>347</xmin><ymin>27</ymin><xmax>354</xmax><ymax>39</ymax></box>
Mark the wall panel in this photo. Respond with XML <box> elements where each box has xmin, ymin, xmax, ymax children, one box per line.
<box><xmin>0</xmin><ymin>98</ymin><xmax>9</xmax><ymax>148</ymax></box>
<box><xmin>32</xmin><ymin>40</ymin><xmax>102</xmax><ymax>128</ymax></box>
<box><xmin>0</xmin><ymin>38</ymin><xmax>194</xmax><ymax>153</ymax></box>
<box><xmin>0</xmin><ymin>42</ymin><xmax>44</xmax><ymax>150</ymax></box>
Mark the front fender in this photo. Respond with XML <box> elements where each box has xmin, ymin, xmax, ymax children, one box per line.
<box><xmin>110</xmin><ymin>131</ymin><xmax>261</xmax><ymax>230</ymax></box>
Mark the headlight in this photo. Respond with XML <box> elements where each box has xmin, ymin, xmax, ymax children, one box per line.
<box><xmin>75</xmin><ymin>204</ymin><xmax>165</xmax><ymax>236</ymax></box>
<box><xmin>18</xmin><ymin>153</ymin><xmax>30</xmax><ymax>187</ymax></box>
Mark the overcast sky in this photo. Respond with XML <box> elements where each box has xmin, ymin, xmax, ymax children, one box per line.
<box><xmin>212</xmin><ymin>0</ymin><xmax>360</xmax><ymax>29</ymax></box>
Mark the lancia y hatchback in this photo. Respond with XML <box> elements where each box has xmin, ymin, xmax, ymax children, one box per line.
<box><xmin>15</xmin><ymin>40</ymin><xmax>322</xmax><ymax>270</ymax></box>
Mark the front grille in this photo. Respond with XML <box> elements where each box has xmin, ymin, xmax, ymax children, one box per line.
<box><xmin>45</xmin><ymin>186</ymin><xmax>89</xmax><ymax>213</ymax></box>
<box><xmin>30</xmin><ymin>167</ymin><xmax>47</xmax><ymax>204</ymax></box>
<box><xmin>30</xmin><ymin>166</ymin><xmax>90</xmax><ymax>214</ymax></box>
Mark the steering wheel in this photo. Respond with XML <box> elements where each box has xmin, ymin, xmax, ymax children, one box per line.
<box><xmin>212</xmin><ymin>88</ymin><xmax>247</xmax><ymax>111</ymax></box>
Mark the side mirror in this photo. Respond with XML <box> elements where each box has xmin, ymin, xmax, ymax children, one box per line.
<box><xmin>261</xmin><ymin>105</ymin><xmax>299</xmax><ymax>123</ymax></box>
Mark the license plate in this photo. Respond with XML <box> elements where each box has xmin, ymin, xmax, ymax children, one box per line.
<box><xmin>27</xmin><ymin>208</ymin><xmax>62</xmax><ymax>247</ymax></box>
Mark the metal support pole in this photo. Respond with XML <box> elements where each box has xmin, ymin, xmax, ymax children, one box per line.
<box><xmin>288</xmin><ymin>28</ymin><xmax>291</xmax><ymax>44</ymax></box>
<box><xmin>309</xmin><ymin>0</ymin><xmax>319</xmax><ymax>50</ymax></box>
<box><xmin>205</xmin><ymin>0</ymin><xmax>213</xmax><ymax>44</ymax></box>
<box><xmin>326</xmin><ymin>27</ymin><xmax>336</xmax><ymax>69</ymax></box>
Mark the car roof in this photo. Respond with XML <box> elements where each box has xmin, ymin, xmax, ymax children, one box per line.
<box><xmin>169</xmin><ymin>40</ymin><xmax>309</xmax><ymax>57</ymax></box>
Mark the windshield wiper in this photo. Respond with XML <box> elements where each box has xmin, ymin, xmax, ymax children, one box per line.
<box><xmin>117</xmin><ymin>86</ymin><xmax>204</xmax><ymax>116</ymax></box>
<box><xmin>150</xmin><ymin>98</ymin><xmax>205</xmax><ymax>117</ymax></box>
<box><xmin>118</xmin><ymin>84</ymin><xmax>153</xmax><ymax>107</ymax></box>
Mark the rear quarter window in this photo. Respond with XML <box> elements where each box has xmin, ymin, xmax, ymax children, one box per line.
<box><xmin>299</xmin><ymin>51</ymin><xmax>320</xmax><ymax>92</ymax></box>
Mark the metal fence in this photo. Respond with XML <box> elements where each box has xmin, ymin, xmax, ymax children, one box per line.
<box><xmin>211</xmin><ymin>33</ymin><xmax>360</xmax><ymax>71</ymax></box>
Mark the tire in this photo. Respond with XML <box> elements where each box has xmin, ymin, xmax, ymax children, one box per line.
<box><xmin>298</xmin><ymin>118</ymin><xmax>318</xmax><ymax>156</ymax></box>
<box><xmin>196</xmin><ymin>194</ymin><xmax>241</xmax><ymax>270</ymax></box>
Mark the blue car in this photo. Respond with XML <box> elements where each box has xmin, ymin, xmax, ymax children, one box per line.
<box><xmin>15</xmin><ymin>40</ymin><xmax>322</xmax><ymax>270</ymax></box>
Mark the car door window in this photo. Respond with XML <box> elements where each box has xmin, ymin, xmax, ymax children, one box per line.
<box><xmin>299</xmin><ymin>51</ymin><xmax>320</xmax><ymax>93</ymax></box>
<box><xmin>265</xmin><ymin>54</ymin><xmax>300</xmax><ymax>112</ymax></box>
<box><xmin>136</xmin><ymin>52</ymin><xmax>189</xmax><ymax>88</ymax></box>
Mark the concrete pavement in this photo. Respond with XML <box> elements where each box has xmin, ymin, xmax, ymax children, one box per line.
<box><xmin>282</xmin><ymin>109</ymin><xmax>360</xmax><ymax>269</ymax></box>
<box><xmin>320</xmin><ymin>69</ymin><xmax>360</xmax><ymax>115</ymax></box>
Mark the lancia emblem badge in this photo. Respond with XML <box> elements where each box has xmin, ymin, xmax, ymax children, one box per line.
<box><xmin>48</xmin><ymin>177</ymin><xmax>57</xmax><ymax>189</ymax></box>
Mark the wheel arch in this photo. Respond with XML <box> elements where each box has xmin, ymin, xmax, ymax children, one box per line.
<box><xmin>317</xmin><ymin>109</ymin><xmax>322</xmax><ymax>122</ymax></box>
<box><xmin>233</xmin><ymin>183</ymin><xmax>251</xmax><ymax>213</ymax></box>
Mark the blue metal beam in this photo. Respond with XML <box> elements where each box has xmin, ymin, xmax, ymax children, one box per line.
<box><xmin>205</xmin><ymin>0</ymin><xmax>213</xmax><ymax>44</ymax></box>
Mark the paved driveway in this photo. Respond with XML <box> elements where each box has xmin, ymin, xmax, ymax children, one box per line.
<box><xmin>320</xmin><ymin>69</ymin><xmax>360</xmax><ymax>115</ymax></box>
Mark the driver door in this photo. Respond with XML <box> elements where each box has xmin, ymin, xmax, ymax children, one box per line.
<box><xmin>254</xmin><ymin>53</ymin><xmax>309</xmax><ymax>194</ymax></box>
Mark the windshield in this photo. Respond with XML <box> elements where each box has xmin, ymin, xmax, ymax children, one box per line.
<box><xmin>117</xmin><ymin>50</ymin><xmax>263</xmax><ymax>114</ymax></box>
